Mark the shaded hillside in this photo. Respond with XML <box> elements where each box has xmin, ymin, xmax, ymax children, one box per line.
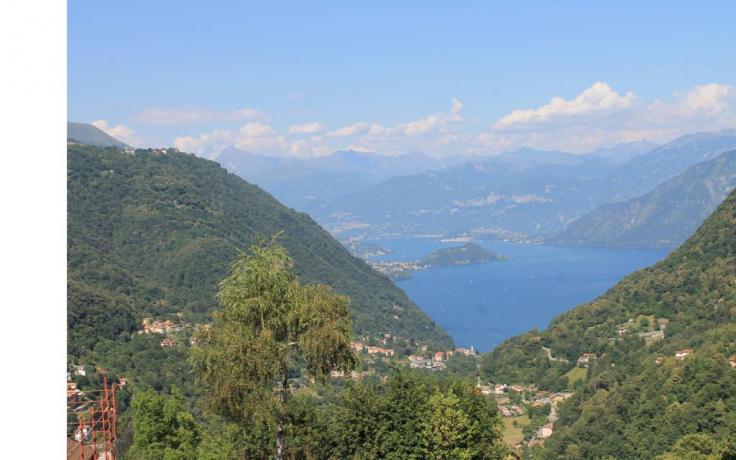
<box><xmin>551</xmin><ymin>150</ymin><xmax>736</xmax><ymax>248</ymax></box>
<box><xmin>67</xmin><ymin>144</ymin><xmax>452</xmax><ymax>356</ymax></box>
<box><xmin>68</xmin><ymin>121</ymin><xmax>128</xmax><ymax>147</ymax></box>
<box><xmin>481</xmin><ymin>189</ymin><xmax>736</xmax><ymax>458</ymax></box>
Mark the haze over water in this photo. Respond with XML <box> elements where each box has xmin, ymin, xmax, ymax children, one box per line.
<box><xmin>373</xmin><ymin>238</ymin><xmax>669</xmax><ymax>352</ymax></box>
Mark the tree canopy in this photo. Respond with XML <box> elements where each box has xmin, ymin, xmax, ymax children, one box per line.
<box><xmin>190</xmin><ymin>241</ymin><xmax>357</xmax><ymax>457</ymax></box>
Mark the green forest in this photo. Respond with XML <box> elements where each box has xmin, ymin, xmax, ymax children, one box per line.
<box><xmin>67</xmin><ymin>144</ymin><xmax>736</xmax><ymax>459</ymax></box>
<box><xmin>481</xmin><ymin>189</ymin><xmax>736</xmax><ymax>458</ymax></box>
<box><xmin>68</xmin><ymin>144</ymin><xmax>452</xmax><ymax>360</ymax></box>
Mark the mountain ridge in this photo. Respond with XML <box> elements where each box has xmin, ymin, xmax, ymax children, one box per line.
<box><xmin>550</xmin><ymin>149</ymin><xmax>736</xmax><ymax>248</ymax></box>
<box><xmin>68</xmin><ymin>121</ymin><xmax>128</xmax><ymax>148</ymax></box>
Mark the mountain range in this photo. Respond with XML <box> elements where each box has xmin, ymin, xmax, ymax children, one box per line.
<box><xmin>216</xmin><ymin>147</ymin><xmax>467</xmax><ymax>213</ymax></box>
<box><xmin>316</xmin><ymin>130</ymin><xmax>736</xmax><ymax>240</ymax></box>
<box><xmin>551</xmin><ymin>149</ymin><xmax>736</xmax><ymax>248</ymax></box>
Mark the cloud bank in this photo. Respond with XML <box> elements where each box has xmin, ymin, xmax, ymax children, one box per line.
<box><xmin>156</xmin><ymin>82</ymin><xmax>736</xmax><ymax>158</ymax></box>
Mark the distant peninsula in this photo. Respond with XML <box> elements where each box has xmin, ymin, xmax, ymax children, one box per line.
<box><xmin>370</xmin><ymin>243</ymin><xmax>507</xmax><ymax>280</ymax></box>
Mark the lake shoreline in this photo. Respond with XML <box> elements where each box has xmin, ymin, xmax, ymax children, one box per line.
<box><xmin>366</xmin><ymin>237</ymin><xmax>668</xmax><ymax>352</ymax></box>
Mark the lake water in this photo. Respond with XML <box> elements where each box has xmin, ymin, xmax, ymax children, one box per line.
<box><xmin>371</xmin><ymin>238</ymin><xmax>669</xmax><ymax>352</ymax></box>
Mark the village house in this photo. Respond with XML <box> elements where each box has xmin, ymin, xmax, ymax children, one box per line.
<box><xmin>367</xmin><ymin>346</ymin><xmax>394</xmax><ymax>357</ymax></box>
<box><xmin>141</xmin><ymin>317</ymin><xmax>187</xmax><ymax>335</ymax></box>
<box><xmin>729</xmin><ymin>355</ymin><xmax>736</xmax><ymax>368</ymax></box>
<box><xmin>350</xmin><ymin>341</ymin><xmax>394</xmax><ymax>357</ymax></box>
<box><xmin>675</xmin><ymin>349</ymin><xmax>693</xmax><ymax>360</ymax></box>
<box><xmin>67</xmin><ymin>382</ymin><xmax>83</xmax><ymax>410</ymax></box>
<box><xmin>499</xmin><ymin>406</ymin><xmax>513</xmax><ymax>417</ymax></box>
<box><xmin>656</xmin><ymin>356</ymin><xmax>665</xmax><ymax>365</ymax></box>
<box><xmin>330</xmin><ymin>370</ymin><xmax>371</xmax><ymax>381</ymax></box>
<box><xmin>639</xmin><ymin>330</ymin><xmax>665</xmax><ymax>345</ymax></box>
<box><xmin>657</xmin><ymin>318</ymin><xmax>670</xmax><ymax>329</ymax></box>
<box><xmin>509</xmin><ymin>384</ymin><xmax>526</xmax><ymax>393</ymax></box>
<box><xmin>118</xmin><ymin>377</ymin><xmax>127</xmax><ymax>387</ymax></box>
<box><xmin>510</xmin><ymin>405</ymin><xmax>525</xmax><ymax>416</ymax></box>
<box><xmin>616</xmin><ymin>327</ymin><xmax>629</xmax><ymax>337</ymax></box>
<box><xmin>538</xmin><ymin>423</ymin><xmax>554</xmax><ymax>438</ymax></box>
<box><xmin>67</xmin><ymin>438</ymin><xmax>95</xmax><ymax>460</ymax></box>
<box><xmin>434</xmin><ymin>351</ymin><xmax>446</xmax><ymax>362</ymax></box>
<box><xmin>70</xmin><ymin>364</ymin><xmax>86</xmax><ymax>376</ymax></box>
<box><xmin>74</xmin><ymin>426</ymin><xmax>93</xmax><ymax>443</ymax></box>
<box><xmin>477</xmin><ymin>385</ymin><xmax>493</xmax><ymax>396</ymax></box>
<box><xmin>494</xmin><ymin>384</ymin><xmax>508</xmax><ymax>395</ymax></box>
<box><xmin>410</xmin><ymin>358</ymin><xmax>431</xmax><ymax>369</ymax></box>
<box><xmin>577</xmin><ymin>353</ymin><xmax>597</xmax><ymax>365</ymax></box>
<box><xmin>160</xmin><ymin>337</ymin><xmax>177</xmax><ymax>348</ymax></box>
<box><xmin>455</xmin><ymin>346</ymin><xmax>475</xmax><ymax>356</ymax></box>
<box><xmin>552</xmin><ymin>392</ymin><xmax>573</xmax><ymax>404</ymax></box>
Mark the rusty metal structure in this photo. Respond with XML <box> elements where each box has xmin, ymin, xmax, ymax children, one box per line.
<box><xmin>67</xmin><ymin>368</ymin><xmax>118</xmax><ymax>460</ymax></box>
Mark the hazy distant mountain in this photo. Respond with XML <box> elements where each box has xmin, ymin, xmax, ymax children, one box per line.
<box><xmin>602</xmin><ymin>130</ymin><xmax>736</xmax><ymax>201</ymax></box>
<box><xmin>589</xmin><ymin>140</ymin><xmax>658</xmax><ymax>163</ymax></box>
<box><xmin>216</xmin><ymin>147</ymin><xmax>458</xmax><ymax>213</ymax></box>
<box><xmin>491</xmin><ymin>147</ymin><xmax>592</xmax><ymax>168</ymax></box>
<box><xmin>550</xmin><ymin>149</ymin><xmax>736</xmax><ymax>248</ymax></box>
<box><xmin>318</xmin><ymin>131</ymin><xmax>736</xmax><ymax>239</ymax></box>
<box><xmin>67</xmin><ymin>122</ymin><xmax>128</xmax><ymax>148</ymax></box>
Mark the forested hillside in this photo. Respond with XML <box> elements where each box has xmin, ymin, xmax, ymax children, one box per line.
<box><xmin>67</xmin><ymin>144</ymin><xmax>452</xmax><ymax>358</ymax></box>
<box><xmin>551</xmin><ymin>149</ymin><xmax>736</xmax><ymax>248</ymax></box>
<box><xmin>481</xmin><ymin>189</ymin><xmax>736</xmax><ymax>458</ymax></box>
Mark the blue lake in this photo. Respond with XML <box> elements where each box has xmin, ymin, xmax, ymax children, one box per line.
<box><xmin>372</xmin><ymin>238</ymin><xmax>669</xmax><ymax>352</ymax></box>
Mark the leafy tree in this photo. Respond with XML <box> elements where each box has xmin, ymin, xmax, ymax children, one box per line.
<box><xmin>190</xmin><ymin>241</ymin><xmax>357</xmax><ymax>459</ymax></box>
<box><xmin>446</xmin><ymin>353</ymin><xmax>478</xmax><ymax>378</ymax></box>
<box><xmin>127</xmin><ymin>388</ymin><xmax>199</xmax><ymax>460</ymax></box>
<box><xmin>422</xmin><ymin>390</ymin><xmax>474</xmax><ymax>459</ymax></box>
<box><xmin>656</xmin><ymin>433</ymin><xmax>721</xmax><ymax>460</ymax></box>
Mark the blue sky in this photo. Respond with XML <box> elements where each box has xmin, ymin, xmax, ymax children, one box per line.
<box><xmin>69</xmin><ymin>1</ymin><xmax>736</xmax><ymax>157</ymax></box>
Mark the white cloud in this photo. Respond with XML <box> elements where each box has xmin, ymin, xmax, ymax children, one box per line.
<box><xmin>494</xmin><ymin>82</ymin><xmax>636</xmax><ymax>130</ymax></box>
<box><xmin>328</xmin><ymin>122</ymin><xmax>370</xmax><ymax>137</ymax></box>
<box><xmin>170</xmin><ymin>84</ymin><xmax>736</xmax><ymax>158</ymax></box>
<box><xmin>288</xmin><ymin>122</ymin><xmax>326</xmax><ymax>134</ymax></box>
<box><xmin>135</xmin><ymin>107</ymin><xmax>267</xmax><ymax>125</ymax></box>
<box><xmin>234</xmin><ymin>123</ymin><xmax>288</xmax><ymax>152</ymax></box>
<box><xmin>451</xmin><ymin>98</ymin><xmax>464</xmax><ymax>114</ymax></box>
<box><xmin>395</xmin><ymin>99</ymin><xmax>465</xmax><ymax>136</ymax></box>
<box><xmin>173</xmin><ymin>129</ymin><xmax>233</xmax><ymax>159</ymax></box>
<box><xmin>646</xmin><ymin>83</ymin><xmax>734</xmax><ymax>122</ymax></box>
<box><xmin>367</xmin><ymin>124</ymin><xmax>387</xmax><ymax>138</ymax></box>
<box><xmin>480</xmin><ymin>82</ymin><xmax>736</xmax><ymax>153</ymax></box>
<box><xmin>91</xmin><ymin>120</ymin><xmax>138</xmax><ymax>145</ymax></box>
